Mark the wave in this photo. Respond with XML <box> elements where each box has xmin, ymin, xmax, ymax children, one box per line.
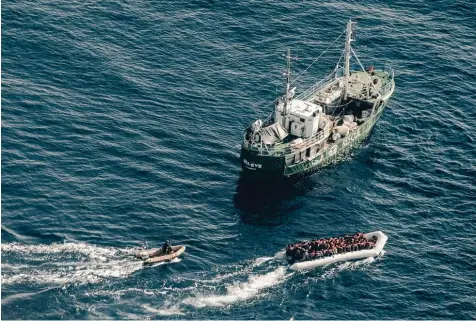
<box><xmin>139</xmin><ymin>266</ymin><xmax>290</xmax><ymax>316</ymax></box>
<box><xmin>1</xmin><ymin>241</ymin><xmax>134</xmax><ymax>258</ymax></box>
<box><xmin>319</xmin><ymin>256</ymin><xmax>377</xmax><ymax>280</ymax></box>
<box><xmin>82</xmin><ymin>256</ymin><xmax>379</xmax><ymax>317</ymax></box>
<box><xmin>151</xmin><ymin>256</ymin><xmax>379</xmax><ymax>315</ymax></box>
<box><xmin>1</xmin><ymin>242</ymin><xmax>143</xmax><ymax>285</ymax></box>
<box><xmin>181</xmin><ymin>266</ymin><xmax>289</xmax><ymax>308</ymax></box>
<box><xmin>142</xmin><ymin>304</ymin><xmax>186</xmax><ymax>316</ymax></box>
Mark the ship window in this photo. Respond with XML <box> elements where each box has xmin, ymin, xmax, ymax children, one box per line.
<box><xmin>300</xmin><ymin>118</ymin><xmax>305</xmax><ymax>122</ymax></box>
<box><xmin>306</xmin><ymin>148</ymin><xmax>311</xmax><ymax>157</ymax></box>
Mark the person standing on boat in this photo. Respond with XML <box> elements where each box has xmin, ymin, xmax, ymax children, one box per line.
<box><xmin>161</xmin><ymin>240</ymin><xmax>172</xmax><ymax>255</ymax></box>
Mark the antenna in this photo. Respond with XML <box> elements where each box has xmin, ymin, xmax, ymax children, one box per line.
<box><xmin>283</xmin><ymin>48</ymin><xmax>297</xmax><ymax>128</ymax></box>
<box><xmin>343</xmin><ymin>19</ymin><xmax>356</xmax><ymax>101</ymax></box>
<box><xmin>283</xmin><ymin>48</ymin><xmax>292</xmax><ymax>126</ymax></box>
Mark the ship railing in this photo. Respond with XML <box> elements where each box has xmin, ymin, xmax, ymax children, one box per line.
<box><xmin>243</xmin><ymin>123</ymin><xmax>330</xmax><ymax>156</ymax></box>
<box><xmin>378</xmin><ymin>63</ymin><xmax>394</xmax><ymax>97</ymax></box>
<box><xmin>295</xmin><ymin>67</ymin><xmax>342</xmax><ymax>102</ymax></box>
<box><xmin>295</xmin><ymin>64</ymin><xmax>393</xmax><ymax>102</ymax></box>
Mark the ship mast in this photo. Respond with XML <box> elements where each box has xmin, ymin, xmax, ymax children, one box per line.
<box><xmin>282</xmin><ymin>48</ymin><xmax>292</xmax><ymax>127</ymax></box>
<box><xmin>343</xmin><ymin>19</ymin><xmax>355</xmax><ymax>101</ymax></box>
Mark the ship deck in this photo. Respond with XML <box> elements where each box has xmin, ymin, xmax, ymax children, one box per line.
<box><xmin>345</xmin><ymin>70</ymin><xmax>390</xmax><ymax>102</ymax></box>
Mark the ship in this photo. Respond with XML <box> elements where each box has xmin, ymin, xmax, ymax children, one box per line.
<box><xmin>240</xmin><ymin>20</ymin><xmax>395</xmax><ymax>178</ymax></box>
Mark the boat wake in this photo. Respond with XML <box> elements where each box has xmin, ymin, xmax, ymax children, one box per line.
<box><xmin>79</xmin><ymin>254</ymin><xmax>381</xmax><ymax>317</ymax></box>
<box><xmin>144</xmin><ymin>255</ymin><xmax>380</xmax><ymax>316</ymax></box>
<box><xmin>254</xmin><ymin>257</ymin><xmax>274</xmax><ymax>266</ymax></box>
<box><xmin>142</xmin><ymin>304</ymin><xmax>186</xmax><ymax>316</ymax></box>
<box><xmin>181</xmin><ymin>266</ymin><xmax>289</xmax><ymax>308</ymax></box>
<box><xmin>2</xmin><ymin>241</ymin><xmax>383</xmax><ymax>317</ymax></box>
<box><xmin>319</xmin><ymin>256</ymin><xmax>377</xmax><ymax>280</ymax></box>
<box><xmin>1</xmin><ymin>242</ymin><xmax>144</xmax><ymax>285</ymax></box>
<box><xmin>138</xmin><ymin>265</ymin><xmax>289</xmax><ymax>316</ymax></box>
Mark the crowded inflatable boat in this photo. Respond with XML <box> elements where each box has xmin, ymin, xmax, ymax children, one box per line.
<box><xmin>275</xmin><ymin>231</ymin><xmax>387</xmax><ymax>271</ymax></box>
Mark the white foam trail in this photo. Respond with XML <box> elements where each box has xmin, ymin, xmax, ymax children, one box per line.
<box><xmin>254</xmin><ymin>257</ymin><xmax>273</xmax><ymax>266</ymax></box>
<box><xmin>165</xmin><ymin>257</ymin><xmax>182</xmax><ymax>264</ymax></box>
<box><xmin>143</xmin><ymin>304</ymin><xmax>185</xmax><ymax>316</ymax></box>
<box><xmin>1</xmin><ymin>242</ymin><xmax>135</xmax><ymax>258</ymax></box>
<box><xmin>354</xmin><ymin>256</ymin><xmax>374</xmax><ymax>266</ymax></box>
<box><xmin>182</xmin><ymin>266</ymin><xmax>288</xmax><ymax>308</ymax></box>
<box><xmin>88</xmin><ymin>287</ymin><xmax>161</xmax><ymax>298</ymax></box>
<box><xmin>1</xmin><ymin>242</ymin><xmax>142</xmax><ymax>285</ymax></box>
<box><xmin>320</xmin><ymin>257</ymin><xmax>376</xmax><ymax>279</ymax></box>
<box><xmin>4</xmin><ymin>260</ymin><xmax>144</xmax><ymax>285</ymax></box>
<box><xmin>192</xmin><ymin>268</ymin><xmax>250</xmax><ymax>285</ymax></box>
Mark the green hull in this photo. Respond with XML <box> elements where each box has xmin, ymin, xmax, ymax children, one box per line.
<box><xmin>283</xmin><ymin>104</ymin><xmax>387</xmax><ymax>177</ymax></box>
<box><xmin>240</xmin><ymin>102</ymin><xmax>388</xmax><ymax>179</ymax></box>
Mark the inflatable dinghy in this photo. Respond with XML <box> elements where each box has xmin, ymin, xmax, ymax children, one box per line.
<box><xmin>135</xmin><ymin>245</ymin><xmax>186</xmax><ymax>265</ymax></box>
<box><xmin>274</xmin><ymin>231</ymin><xmax>387</xmax><ymax>271</ymax></box>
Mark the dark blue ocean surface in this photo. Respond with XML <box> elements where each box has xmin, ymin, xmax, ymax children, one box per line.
<box><xmin>2</xmin><ymin>0</ymin><xmax>476</xmax><ymax>319</ymax></box>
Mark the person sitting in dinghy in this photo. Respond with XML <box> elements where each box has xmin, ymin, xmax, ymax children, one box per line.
<box><xmin>286</xmin><ymin>244</ymin><xmax>298</xmax><ymax>264</ymax></box>
<box><xmin>371</xmin><ymin>235</ymin><xmax>378</xmax><ymax>245</ymax></box>
<box><xmin>285</xmin><ymin>245</ymin><xmax>293</xmax><ymax>262</ymax></box>
<box><xmin>288</xmin><ymin>247</ymin><xmax>299</xmax><ymax>264</ymax></box>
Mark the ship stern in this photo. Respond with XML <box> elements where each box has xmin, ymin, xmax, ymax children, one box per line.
<box><xmin>240</xmin><ymin>146</ymin><xmax>285</xmax><ymax>178</ymax></box>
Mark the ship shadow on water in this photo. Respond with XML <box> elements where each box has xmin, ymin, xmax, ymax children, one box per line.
<box><xmin>233</xmin><ymin>141</ymin><xmax>381</xmax><ymax>226</ymax></box>
<box><xmin>233</xmin><ymin>174</ymin><xmax>317</xmax><ymax>226</ymax></box>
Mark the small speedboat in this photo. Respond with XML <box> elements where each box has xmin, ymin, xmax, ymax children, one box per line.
<box><xmin>274</xmin><ymin>231</ymin><xmax>387</xmax><ymax>271</ymax></box>
<box><xmin>135</xmin><ymin>245</ymin><xmax>186</xmax><ymax>265</ymax></box>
